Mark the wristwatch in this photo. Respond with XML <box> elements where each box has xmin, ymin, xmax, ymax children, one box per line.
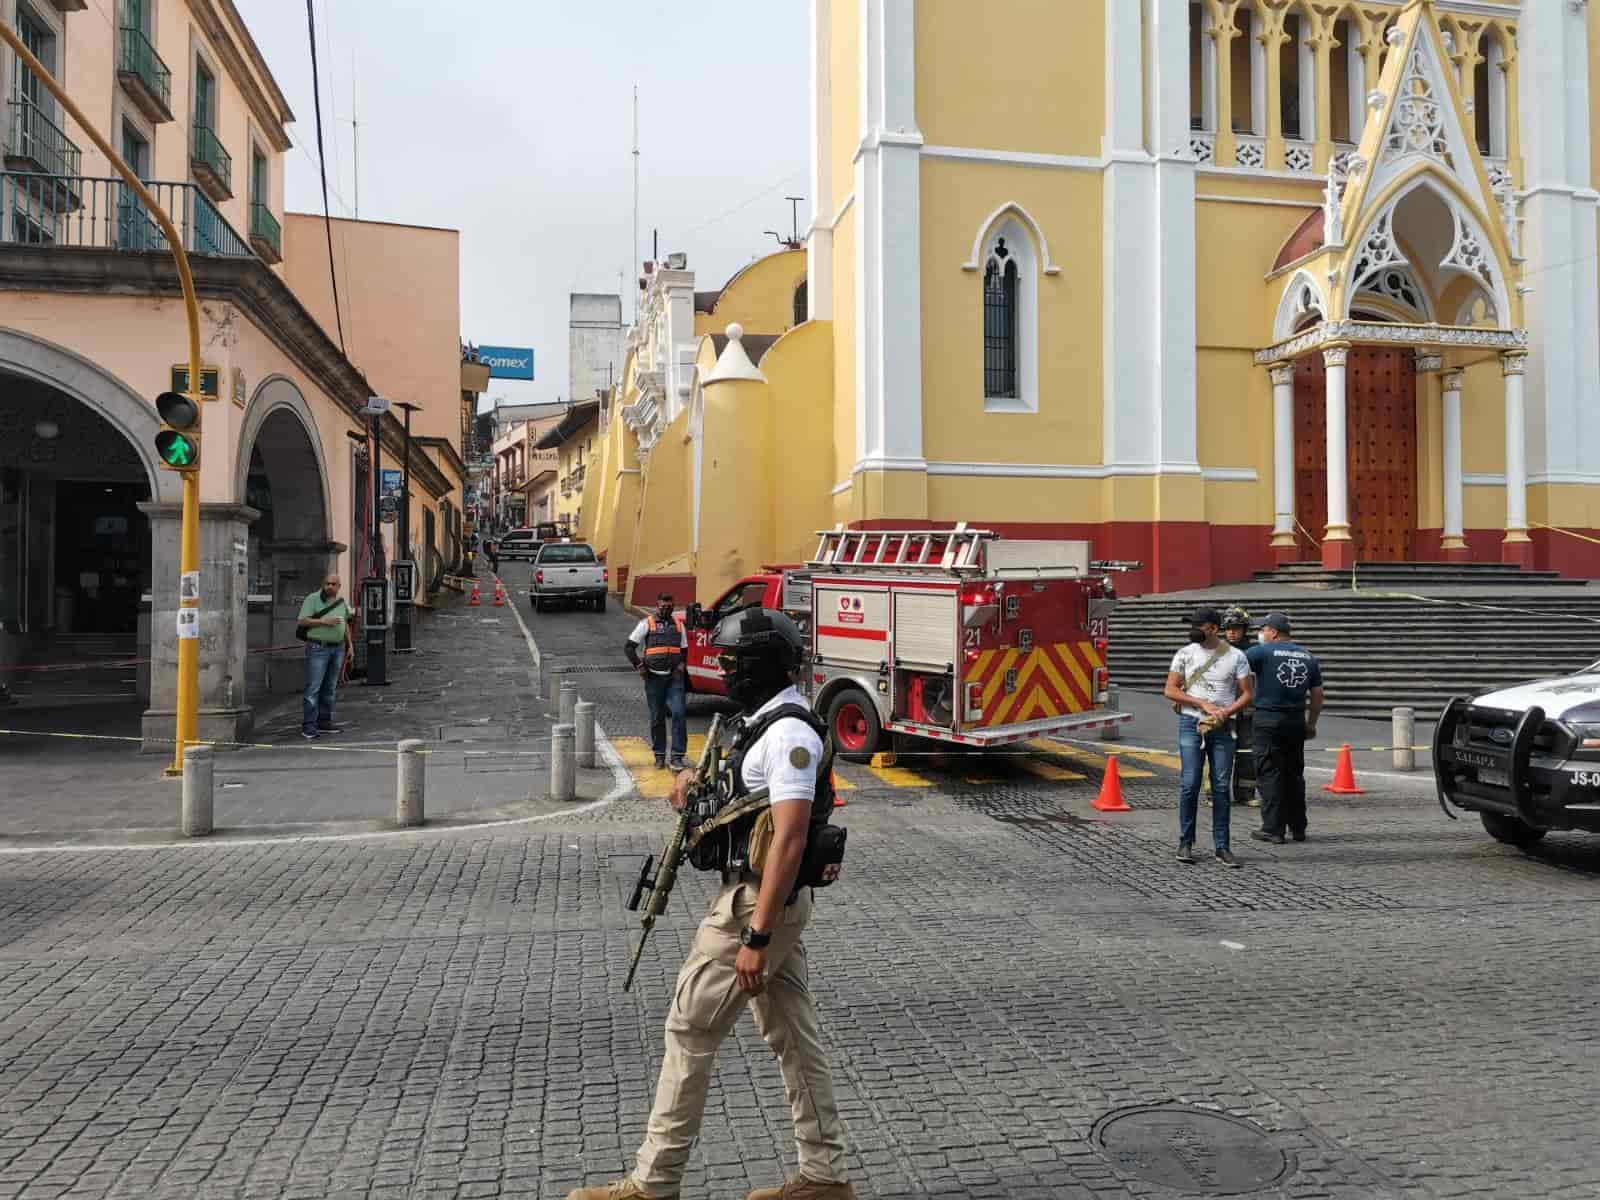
<box><xmin>739</xmin><ymin>926</ymin><xmax>772</xmax><ymax>949</ymax></box>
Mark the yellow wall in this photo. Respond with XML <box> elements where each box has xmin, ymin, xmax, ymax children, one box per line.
<box><xmin>918</xmin><ymin>158</ymin><xmax>1103</xmax><ymax>467</ymax></box>
<box><xmin>914</xmin><ymin>0</ymin><xmax>1103</xmax><ymax>157</ymax></box>
<box><xmin>762</xmin><ymin>321</ymin><xmax>837</xmax><ymax>567</ymax></box>
<box><xmin>829</xmin><ymin>0</ymin><xmax>858</xmax><ymax>215</ymax></box>
<box><xmin>692</xmin><ymin>249</ymin><xmax>807</xmax><ymax>338</ymax></box>
<box><xmin>697</xmin><ymin>376</ymin><xmax>773</xmax><ymax>600</ymax></box>
<box><xmin>627</xmin><ymin>409</ymin><xmax>693</xmax><ymax>580</ymax></box>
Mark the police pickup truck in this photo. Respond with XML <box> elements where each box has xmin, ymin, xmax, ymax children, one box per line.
<box><xmin>1434</xmin><ymin>669</ymin><xmax>1600</xmax><ymax>847</ymax></box>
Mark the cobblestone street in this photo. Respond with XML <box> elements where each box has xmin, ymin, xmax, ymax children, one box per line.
<box><xmin>3</xmin><ymin>573</ymin><xmax>1599</xmax><ymax>1198</ymax></box>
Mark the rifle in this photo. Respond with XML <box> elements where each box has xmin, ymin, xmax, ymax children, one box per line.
<box><xmin>623</xmin><ymin>713</ymin><xmax>728</xmax><ymax>991</ymax></box>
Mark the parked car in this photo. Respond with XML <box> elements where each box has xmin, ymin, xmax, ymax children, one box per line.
<box><xmin>1435</xmin><ymin>667</ymin><xmax>1600</xmax><ymax>848</ymax></box>
<box><xmin>497</xmin><ymin>528</ymin><xmax>541</xmax><ymax>561</ymax></box>
<box><xmin>531</xmin><ymin>540</ymin><xmax>608</xmax><ymax>612</ymax></box>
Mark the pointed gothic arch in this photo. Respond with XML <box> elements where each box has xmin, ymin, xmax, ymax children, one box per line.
<box><xmin>961</xmin><ymin>202</ymin><xmax>1061</xmax><ymax>276</ymax></box>
<box><xmin>1272</xmin><ymin>267</ymin><xmax>1327</xmax><ymax>339</ymax></box>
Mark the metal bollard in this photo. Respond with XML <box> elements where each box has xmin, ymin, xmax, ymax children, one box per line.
<box><xmin>396</xmin><ymin>739</ymin><xmax>426</xmax><ymax>827</ymax></box>
<box><xmin>1393</xmin><ymin>706</ymin><xmax>1416</xmax><ymax>772</ymax></box>
<box><xmin>181</xmin><ymin>744</ymin><xmax>214</xmax><ymax>838</ymax></box>
<box><xmin>559</xmin><ymin>679</ymin><xmax>579</xmax><ymax>727</ymax></box>
<box><xmin>574</xmin><ymin>700</ymin><xmax>596</xmax><ymax>769</ymax></box>
<box><xmin>1101</xmin><ymin>684</ymin><xmax>1121</xmax><ymax>741</ymax></box>
<box><xmin>551</xmin><ymin>723</ymin><xmax>577</xmax><ymax>802</ymax></box>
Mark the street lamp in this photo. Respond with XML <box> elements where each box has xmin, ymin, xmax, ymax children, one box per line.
<box><xmin>393</xmin><ymin>401</ymin><xmax>419</xmax><ymax>653</ymax></box>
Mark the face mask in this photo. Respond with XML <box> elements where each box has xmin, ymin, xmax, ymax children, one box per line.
<box><xmin>1257</xmin><ymin>631</ymin><xmax>1267</xmax><ymax>644</ymax></box>
<box><xmin>1188</xmin><ymin>627</ymin><xmax>1206</xmax><ymax>644</ymax></box>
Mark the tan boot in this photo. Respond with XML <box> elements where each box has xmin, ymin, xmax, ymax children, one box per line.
<box><xmin>745</xmin><ymin>1177</ymin><xmax>856</xmax><ymax>1200</ymax></box>
<box><xmin>565</xmin><ymin>1180</ymin><xmax>675</xmax><ymax>1200</ymax></box>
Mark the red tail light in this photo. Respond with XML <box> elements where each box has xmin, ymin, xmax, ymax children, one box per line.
<box><xmin>535</xmin><ymin>570</ymin><xmax>544</xmax><ymax>584</ymax></box>
<box><xmin>1095</xmin><ymin>637</ymin><xmax>1109</xmax><ymax>655</ymax></box>
<box><xmin>960</xmin><ymin>584</ymin><xmax>996</xmax><ymax>606</ymax></box>
<box><xmin>603</xmin><ymin>567</ymin><xmax>609</xmax><ymax>584</ymax></box>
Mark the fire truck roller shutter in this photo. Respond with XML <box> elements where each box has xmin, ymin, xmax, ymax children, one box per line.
<box><xmin>893</xmin><ymin>591</ymin><xmax>957</xmax><ymax>668</ymax></box>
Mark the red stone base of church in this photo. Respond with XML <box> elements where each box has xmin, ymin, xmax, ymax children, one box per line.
<box><xmin>1320</xmin><ymin>539</ymin><xmax>1356</xmax><ymax>570</ymax></box>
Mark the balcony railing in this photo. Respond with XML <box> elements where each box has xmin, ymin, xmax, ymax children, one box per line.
<box><xmin>6</xmin><ymin>94</ymin><xmax>81</xmax><ymax>178</ymax></box>
<box><xmin>190</xmin><ymin>123</ymin><xmax>232</xmax><ymax>200</ymax></box>
<box><xmin>0</xmin><ymin>172</ymin><xmax>253</xmax><ymax>258</ymax></box>
<box><xmin>249</xmin><ymin>201</ymin><xmax>281</xmax><ymax>262</ymax></box>
<box><xmin>117</xmin><ymin>27</ymin><xmax>173</xmax><ymax>123</ymax></box>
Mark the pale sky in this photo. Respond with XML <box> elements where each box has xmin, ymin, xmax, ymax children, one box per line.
<box><xmin>233</xmin><ymin>0</ymin><xmax>810</xmax><ymax>411</ymax></box>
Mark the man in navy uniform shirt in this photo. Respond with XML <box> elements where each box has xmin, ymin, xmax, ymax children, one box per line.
<box><xmin>1246</xmin><ymin>613</ymin><xmax>1324</xmax><ymax>845</ymax></box>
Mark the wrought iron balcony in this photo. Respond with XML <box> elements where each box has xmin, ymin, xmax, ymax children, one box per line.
<box><xmin>1</xmin><ymin>172</ymin><xmax>253</xmax><ymax>259</ymax></box>
<box><xmin>117</xmin><ymin>27</ymin><xmax>173</xmax><ymax>124</ymax></box>
<box><xmin>249</xmin><ymin>201</ymin><xmax>281</xmax><ymax>263</ymax></box>
<box><xmin>6</xmin><ymin>94</ymin><xmax>82</xmax><ymax>180</ymax></box>
<box><xmin>190</xmin><ymin>123</ymin><xmax>232</xmax><ymax>201</ymax></box>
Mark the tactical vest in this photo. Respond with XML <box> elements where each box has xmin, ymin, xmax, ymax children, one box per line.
<box><xmin>642</xmin><ymin>615</ymin><xmax>685</xmax><ymax>673</ymax></box>
<box><xmin>687</xmin><ymin>704</ymin><xmax>847</xmax><ymax>896</ymax></box>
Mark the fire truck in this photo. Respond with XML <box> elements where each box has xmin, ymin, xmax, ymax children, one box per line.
<box><xmin>683</xmin><ymin>525</ymin><xmax>1132</xmax><ymax>760</ymax></box>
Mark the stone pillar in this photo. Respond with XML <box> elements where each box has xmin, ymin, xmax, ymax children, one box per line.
<box><xmin>1309</xmin><ymin>10</ymin><xmax>1336</xmax><ymax>171</ymax></box>
<box><xmin>1261</xmin><ymin>4</ymin><xmax>1290</xmax><ymax>170</ymax></box>
<box><xmin>1269</xmin><ymin>362</ymin><xmax>1298</xmax><ymax>564</ymax></box>
<box><xmin>1321</xmin><ymin>344</ymin><xmax>1354</xmax><ymax>570</ymax></box>
<box><xmin>1208</xmin><ymin>0</ymin><xmax>1241</xmax><ymax>166</ymax></box>
<box><xmin>1501</xmin><ymin>352</ymin><xmax>1532</xmax><ymax>567</ymax></box>
<box><xmin>1440</xmin><ymin>368</ymin><xmax>1468</xmax><ymax>561</ymax></box>
<box><xmin>138</xmin><ymin>501</ymin><xmax>259</xmax><ymax>752</ymax></box>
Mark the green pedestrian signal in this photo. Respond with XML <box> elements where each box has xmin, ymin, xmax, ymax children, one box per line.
<box><xmin>154</xmin><ymin>391</ymin><xmax>202</xmax><ymax>472</ymax></box>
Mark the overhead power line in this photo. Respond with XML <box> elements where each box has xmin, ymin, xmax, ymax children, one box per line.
<box><xmin>305</xmin><ymin>0</ymin><xmax>348</xmax><ymax>358</ymax></box>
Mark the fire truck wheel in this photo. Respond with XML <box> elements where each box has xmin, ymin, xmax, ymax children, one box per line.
<box><xmin>1480</xmin><ymin>811</ymin><xmax>1546</xmax><ymax>848</ymax></box>
<box><xmin>826</xmin><ymin>689</ymin><xmax>881</xmax><ymax>762</ymax></box>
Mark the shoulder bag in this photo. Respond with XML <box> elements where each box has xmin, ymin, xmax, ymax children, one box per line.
<box><xmin>295</xmin><ymin>598</ymin><xmax>344</xmax><ymax>642</ymax></box>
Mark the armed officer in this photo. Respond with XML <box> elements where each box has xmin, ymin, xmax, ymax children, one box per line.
<box><xmin>572</xmin><ymin>607</ymin><xmax>853</xmax><ymax>1200</ymax></box>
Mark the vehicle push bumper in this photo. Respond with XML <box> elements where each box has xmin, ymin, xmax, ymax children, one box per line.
<box><xmin>1432</xmin><ymin>698</ymin><xmax>1600</xmax><ymax>830</ymax></box>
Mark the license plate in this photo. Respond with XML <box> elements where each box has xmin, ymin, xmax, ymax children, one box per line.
<box><xmin>1478</xmin><ymin>768</ymin><xmax>1509</xmax><ymax>788</ymax></box>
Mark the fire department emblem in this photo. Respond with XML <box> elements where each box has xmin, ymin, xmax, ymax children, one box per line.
<box><xmin>1277</xmin><ymin>659</ymin><xmax>1310</xmax><ymax>688</ymax></box>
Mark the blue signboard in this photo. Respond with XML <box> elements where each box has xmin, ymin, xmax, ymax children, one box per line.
<box><xmin>381</xmin><ymin>469</ymin><xmax>403</xmax><ymax>498</ymax></box>
<box><xmin>476</xmin><ymin>345</ymin><xmax>535</xmax><ymax>381</ymax></box>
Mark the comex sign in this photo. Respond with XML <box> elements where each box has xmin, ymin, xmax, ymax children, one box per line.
<box><xmin>475</xmin><ymin>344</ymin><xmax>535</xmax><ymax>381</ymax></box>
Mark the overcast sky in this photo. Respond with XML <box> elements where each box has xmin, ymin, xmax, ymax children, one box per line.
<box><xmin>234</xmin><ymin>0</ymin><xmax>810</xmax><ymax>411</ymax></box>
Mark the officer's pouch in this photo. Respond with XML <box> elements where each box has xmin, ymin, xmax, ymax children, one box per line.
<box><xmin>797</xmin><ymin>824</ymin><xmax>846</xmax><ymax>889</ymax></box>
<box><xmin>747</xmin><ymin>810</ymin><xmax>775</xmax><ymax>875</ymax></box>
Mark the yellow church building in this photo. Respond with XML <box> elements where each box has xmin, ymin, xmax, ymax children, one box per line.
<box><xmin>584</xmin><ymin>0</ymin><xmax>1600</xmax><ymax>602</ymax></box>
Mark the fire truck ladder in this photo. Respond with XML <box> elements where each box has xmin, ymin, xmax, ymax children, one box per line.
<box><xmin>809</xmin><ymin>523</ymin><xmax>997</xmax><ymax>574</ymax></box>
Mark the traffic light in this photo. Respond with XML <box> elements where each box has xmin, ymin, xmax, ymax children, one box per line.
<box><xmin>154</xmin><ymin>391</ymin><xmax>201</xmax><ymax>471</ymax></box>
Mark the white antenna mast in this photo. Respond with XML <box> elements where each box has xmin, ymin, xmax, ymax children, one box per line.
<box><xmin>632</xmin><ymin>85</ymin><xmax>640</xmax><ymax>323</ymax></box>
<box><xmin>350</xmin><ymin>50</ymin><xmax>360</xmax><ymax>218</ymax></box>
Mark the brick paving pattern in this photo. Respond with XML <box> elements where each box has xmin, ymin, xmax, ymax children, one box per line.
<box><xmin>1</xmin><ymin>567</ymin><xmax>1596</xmax><ymax>1198</ymax></box>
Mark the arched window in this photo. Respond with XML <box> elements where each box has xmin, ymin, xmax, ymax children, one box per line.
<box><xmin>983</xmin><ymin>239</ymin><xmax>1019</xmax><ymax>401</ymax></box>
<box><xmin>792</xmin><ymin>279</ymin><xmax>808</xmax><ymax>327</ymax></box>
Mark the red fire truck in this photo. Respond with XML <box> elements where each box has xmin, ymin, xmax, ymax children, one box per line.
<box><xmin>682</xmin><ymin>525</ymin><xmax>1131</xmax><ymax>760</ymax></box>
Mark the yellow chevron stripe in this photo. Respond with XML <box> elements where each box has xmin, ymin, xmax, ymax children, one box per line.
<box><xmin>980</xmin><ymin>649</ymin><xmax>1019</xmax><ymax>711</ymax></box>
<box><xmin>1032</xmin><ymin>648</ymin><xmax>1085</xmax><ymax>716</ymax></box>
<box><xmin>1080</xmin><ymin>641</ymin><xmax>1104</xmax><ymax>671</ymax></box>
<box><xmin>988</xmin><ymin>653</ymin><xmax>1039</xmax><ymax>726</ymax></box>
<box><xmin>1053</xmin><ymin>643</ymin><xmax>1094</xmax><ymax>709</ymax></box>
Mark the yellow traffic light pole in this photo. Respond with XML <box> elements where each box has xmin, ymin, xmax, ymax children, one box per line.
<box><xmin>0</xmin><ymin>21</ymin><xmax>204</xmax><ymax>775</ymax></box>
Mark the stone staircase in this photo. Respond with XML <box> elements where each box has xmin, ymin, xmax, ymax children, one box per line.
<box><xmin>1107</xmin><ymin>572</ymin><xmax>1600</xmax><ymax>721</ymax></box>
<box><xmin>1251</xmin><ymin>561</ymin><xmax>1568</xmax><ymax>589</ymax></box>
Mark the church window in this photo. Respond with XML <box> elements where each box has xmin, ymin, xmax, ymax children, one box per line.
<box><xmin>983</xmin><ymin>242</ymin><xmax>1019</xmax><ymax>401</ymax></box>
<box><xmin>793</xmin><ymin>279</ymin><xmax>808</xmax><ymax>327</ymax></box>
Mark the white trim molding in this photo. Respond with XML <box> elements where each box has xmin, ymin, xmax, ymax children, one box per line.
<box><xmin>923</xmin><ymin>145</ymin><xmax>1104</xmax><ymax>172</ymax></box>
<box><xmin>831</xmin><ymin>479</ymin><xmax>854</xmax><ymax>496</ymax></box>
<box><xmin>922</xmin><ymin>460</ymin><xmax>1209</xmax><ymax>480</ymax></box>
<box><xmin>853</xmin><ymin>455</ymin><xmax>929</xmax><ymax>474</ymax></box>
<box><xmin>1202</xmin><ymin>467</ymin><xmax>1261</xmax><ymax>483</ymax></box>
<box><xmin>961</xmin><ymin>202</ymin><xmax>1062</xmax><ymax>275</ymax></box>
<box><xmin>1463</xmin><ymin>473</ymin><xmax>1507</xmax><ymax>487</ymax></box>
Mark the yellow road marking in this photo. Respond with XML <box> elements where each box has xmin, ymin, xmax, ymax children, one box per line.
<box><xmin>1018</xmin><ymin>759</ymin><xmax>1087</xmax><ymax>783</ymax></box>
<box><xmin>1093</xmin><ymin>742</ymin><xmax>1184</xmax><ymax>771</ymax></box>
<box><xmin>865</xmin><ymin>764</ymin><xmax>933</xmax><ymax>788</ymax></box>
<box><xmin>1027</xmin><ymin>739</ymin><xmax>1156</xmax><ymax>778</ymax></box>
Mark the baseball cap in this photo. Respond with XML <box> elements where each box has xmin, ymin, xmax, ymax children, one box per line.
<box><xmin>1189</xmin><ymin>605</ymin><xmax>1223</xmax><ymax>627</ymax></box>
<box><xmin>1262</xmin><ymin>612</ymin><xmax>1292</xmax><ymax>634</ymax></box>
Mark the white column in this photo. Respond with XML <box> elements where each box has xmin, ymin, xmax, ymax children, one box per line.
<box><xmin>1502</xmin><ymin>353</ymin><xmax>1529</xmax><ymax>539</ymax></box>
<box><xmin>807</xmin><ymin>0</ymin><xmax>833</xmax><ymax>320</ymax></box>
<box><xmin>1324</xmin><ymin>344</ymin><xmax>1351</xmax><ymax>541</ymax></box>
<box><xmin>1269</xmin><ymin>362</ymin><xmax>1296</xmax><ymax>548</ymax></box>
<box><xmin>1440</xmin><ymin>368</ymin><xmax>1465</xmax><ymax>551</ymax></box>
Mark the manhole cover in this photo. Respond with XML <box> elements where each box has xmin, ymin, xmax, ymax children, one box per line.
<box><xmin>1093</xmin><ymin>1106</ymin><xmax>1290</xmax><ymax>1194</ymax></box>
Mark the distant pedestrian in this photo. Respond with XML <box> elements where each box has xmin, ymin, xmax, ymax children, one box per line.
<box><xmin>485</xmin><ymin>537</ymin><xmax>500</xmax><ymax>574</ymax></box>
<box><xmin>1222</xmin><ymin>606</ymin><xmax>1258</xmax><ymax>807</ymax></box>
<box><xmin>625</xmin><ymin>592</ymin><xmax>689</xmax><ymax>770</ymax></box>
<box><xmin>1164</xmin><ymin>605</ymin><xmax>1253</xmax><ymax>867</ymax></box>
<box><xmin>1248</xmin><ymin>612</ymin><xmax>1323</xmax><ymax>844</ymax></box>
<box><xmin>297</xmin><ymin>573</ymin><xmax>354</xmax><ymax>740</ymax></box>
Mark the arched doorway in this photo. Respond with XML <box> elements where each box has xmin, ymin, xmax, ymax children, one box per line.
<box><xmin>1293</xmin><ymin>346</ymin><xmax>1419</xmax><ymax>562</ymax></box>
<box><xmin>237</xmin><ymin>379</ymin><xmax>334</xmax><ymax>700</ymax></box>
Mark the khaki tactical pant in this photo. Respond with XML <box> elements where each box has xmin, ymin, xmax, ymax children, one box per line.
<box><xmin>632</xmin><ymin>877</ymin><xmax>848</xmax><ymax>1191</ymax></box>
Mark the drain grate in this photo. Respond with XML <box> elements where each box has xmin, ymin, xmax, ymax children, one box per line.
<box><xmin>1093</xmin><ymin>1105</ymin><xmax>1290</xmax><ymax>1194</ymax></box>
<box><xmin>548</xmin><ymin>663</ymin><xmax>637</xmax><ymax>675</ymax></box>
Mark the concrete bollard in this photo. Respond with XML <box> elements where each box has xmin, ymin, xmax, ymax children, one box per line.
<box><xmin>574</xmin><ymin>700</ymin><xmax>596</xmax><ymax>769</ymax></box>
<box><xmin>551</xmin><ymin>723</ymin><xmax>577</xmax><ymax>802</ymax></box>
<box><xmin>1393</xmin><ymin>706</ymin><xmax>1416</xmax><ymax>772</ymax></box>
<box><xmin>396</xmin><ymin>739</ymin><xmax>426</xmax><ymax>827</ymax></box>
<box><xmin>1101</xmin><ymin>684</ymin><xmax>1121</xmax><ymax>741</ymax></box>
<box><xmin>559</xmin><ymin>679</ymin><xmax>579</xmax><ymax>727</ymax></box>
<box><xmin>181</xmin><ymin>744</ymin><xmax>214</xmax><ymax>838</ymax></box>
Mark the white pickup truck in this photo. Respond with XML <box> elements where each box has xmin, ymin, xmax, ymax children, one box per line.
<box><xmin>530</xmin><ymin>541</ymin><xmax>608</xmax><ymax>612</ymax></box>
<box><xmin>1434</xmin><ymin>668</ymin><xmax>1600</xmax><ymax>848</ymax></box>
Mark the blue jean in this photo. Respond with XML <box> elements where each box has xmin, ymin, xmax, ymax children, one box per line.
<box><xmin>1178</xmin><ymin>714</ymin><xmax>1235</xmax><ymax>849</ymax></box>
<box><xmin>645</xmin><ymin>671</ymin><xmax>687</xmax><ymax>762</ymax></box>
<box><xmin>303</xmin><ymin>642</ymin><xmax>344</xmax><ymax>734</ymax></box>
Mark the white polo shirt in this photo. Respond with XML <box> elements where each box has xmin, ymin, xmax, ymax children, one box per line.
<box><xmin>739</xmin><ymin>686</ymin><xmax>824</xmax><ymax>805</ymax></box>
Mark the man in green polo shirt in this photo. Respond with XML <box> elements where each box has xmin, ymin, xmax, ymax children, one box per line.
<box><xmin>298</xmin><ymin>574</ymin><xmax>354</xmax><ymax>740</ymax></box>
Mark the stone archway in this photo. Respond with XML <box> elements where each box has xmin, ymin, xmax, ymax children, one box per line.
<box><xmin>236</xmin><ymin>377</ymin><xmax>338</xmax><ymax>700</ymax></box>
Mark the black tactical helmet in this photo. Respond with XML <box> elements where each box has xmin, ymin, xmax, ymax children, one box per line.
<box><xmin>712</xmin><ymin>607</ymin><xmax>806</xmax><ymax>709</ymax></box>
<box><xmin>1222</xmin><ymin>605</ymin><xmax>1251</xmax><ymax>630</ymax></box>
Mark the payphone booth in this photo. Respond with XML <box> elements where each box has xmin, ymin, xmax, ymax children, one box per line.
<box><xmin>361</xmin><ymin>576</ymin><xmax>389</xmax><ymax>686</ymax></box>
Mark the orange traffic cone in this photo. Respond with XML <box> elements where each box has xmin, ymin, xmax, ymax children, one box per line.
<box><xmin>493</xmin><ymin>579</ymin><xmax>506</xmax><ymax>607</ymax></box>
<box><xmin>468</xmin><ymin>580</ymin><xmax>482</xmax><ymax>607</ymax></box>
<box><xmin>1324</xmin><ymin>744</ymin><xmax>1366</xmax><ymax>795</ymax></box>
<box><xmin>832</xmin><ymin>772</ymin><xmax>846</xmax><ymax>808</ymax></box>
<box><xmin>1091</xmin><ymin>755</ymin><xmax>1133</xmax><ymax>812</ymax></box>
